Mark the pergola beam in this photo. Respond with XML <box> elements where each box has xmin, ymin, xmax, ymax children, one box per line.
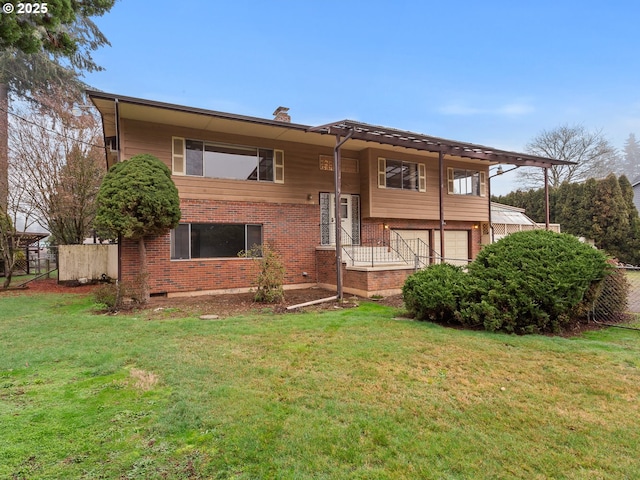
<box><xmin>315</xmin><ymin>122</ymin><xmax>574</xmax><ymax>169</ymax></box>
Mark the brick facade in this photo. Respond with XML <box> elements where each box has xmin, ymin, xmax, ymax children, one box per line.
<box><xmin>317</xmin><ymin>218</ymin><xmax>482</xmax><ymax>297</ymax></box>
<box><xmin>120</xmin><ymin>199</ymin><xmax>320</xmax><ymax>295</ymax></box>
<box><xmin>317</xmin><ymin>247</ymin><xmax>415</xmax><ymax>297</ymax></box>
<box><xmin>119</xmin><ymin>204</ymin><xmax>484</xmax><ymax>296</ymax></box>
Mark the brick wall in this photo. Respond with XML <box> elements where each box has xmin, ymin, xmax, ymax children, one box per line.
<box><xmin>316</xmin><ymin>246</ymin><xmax>414</xmax><ymax>297</ymax></box>
<box><xmin>120</xmin><ymin>199</ymin><xmax>320</xmax><ymax>295</ymax></box>
<box><xmin>316</xmin><ymin>248</ymin><xmax>337</xmax><ymax>286</ymax></box>
<box><xmin>119</xmin><ymin>201</ymin><xmax>483</xmax><ymax>296</ymax></box>
<box><xmin>343</xmin><ymin>267</ymin><xmax>414</xmax><ymax>296</ymax></box>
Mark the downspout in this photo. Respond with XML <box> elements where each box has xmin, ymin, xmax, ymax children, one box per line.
<box><xmin>438</xmin><ymin>151</ymin><xmax>445</xmax><ymax>261</ymax></box>
<box><xmin>114</xmin><ymin>98</ymin><xmax>121</xmax><ymax>163</ymax></box>
<box><xmin>333</xmin><ymin>129</ymin><xmax>354</xmax><ymax>301</ymax></box>
<box><xmin>544</xmin><ymin>167</ymin><xmax>550</xmax><ymax>230</ymax></box>
<box><xmin>114</xmin><ymin>98</ymin><xmax>123</xmax><ymax>283</ymax></box>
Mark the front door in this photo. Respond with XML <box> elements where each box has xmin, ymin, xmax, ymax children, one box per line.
<box><xmin>329</xmin><ymin>194</ymin><xmax>353</xmax><ymax>245</ymax></box>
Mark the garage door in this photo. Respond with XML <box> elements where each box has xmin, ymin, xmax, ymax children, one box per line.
<box><xmin>393</xmin><ymin>230</ymin><xmax>431</xmax><ymax>267</ymax></box>
<box><xmin>433</xmin><ymin>230</ymin><xmax>469</xmax><ymax>266</ymax></box>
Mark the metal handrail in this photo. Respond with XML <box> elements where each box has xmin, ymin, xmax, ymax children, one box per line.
<box><xmin>388</xmin><ymin>230</ymin><xmax>414</xmax><ymax>266</ymax></box>
<box><xmin>339</xmin><ymin>227</ymin><xmax>356</xmax><ymax>265</ymax></box>
<box><xmin>413</xmin><ymin>237</ymin><xmax>441</xmax><ymax>267</ymax></box>
<box><xmin>339</xmin><ymin>227</ymin><xmax>409</xmax><ymax>267</ymax></box>
<box><xmin>338</xmin><ymin>228</ymin><xmax>471</xmax><ymax>268</ymax></box>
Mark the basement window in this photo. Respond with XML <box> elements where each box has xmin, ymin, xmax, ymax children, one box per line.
<box><xmin>170</xmin><ymin>223</ymin><xmax>263</xmax><ymax>259</ymax></box>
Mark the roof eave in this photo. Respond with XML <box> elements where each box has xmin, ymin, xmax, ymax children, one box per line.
<box><xmin>87</xmin><ymin>90</ymin><xmax>574</xmax><ymax>169</ymax></box>
<box><xmin>86</xmin><ymin>89</ymin><xmax>311</xmax><ymax>132</ymax></box>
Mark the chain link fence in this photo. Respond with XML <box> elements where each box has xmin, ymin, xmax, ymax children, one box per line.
<box><xmin>589</xmin><ymin>266</ymin><xmax>640</xmax><ymax>323</ymax></box>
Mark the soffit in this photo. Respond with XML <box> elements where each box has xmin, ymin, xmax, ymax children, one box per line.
<box><xmin>88</xmin><ymin>91</ymin><xmax>570</xmax><ymax>168</ymax></box>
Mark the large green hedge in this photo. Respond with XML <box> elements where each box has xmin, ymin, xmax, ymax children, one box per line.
<box><xmin>403</xmin><ymin>230</ymin><xmax>611</xmax><ymax>334</ymax></box>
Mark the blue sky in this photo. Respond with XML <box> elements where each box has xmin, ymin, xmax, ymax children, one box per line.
<box><xmin>83</xmin><ymin>0</ymin><xmax>640</xmax><ymax>194</ymax></box>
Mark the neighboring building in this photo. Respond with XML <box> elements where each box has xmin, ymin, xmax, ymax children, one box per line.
<box><xmin>89</xmin><ymin>91</ymin><xmax>568</xmax><ymax>297</ymax></box>
<box><xmin>633</xmin><ymin>178</ymin><xmax>640</xmax><ymax>214</ymax></box>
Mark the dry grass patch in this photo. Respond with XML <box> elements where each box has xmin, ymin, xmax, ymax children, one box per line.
<box><xmin>128</xmin><ymin>368</ymin><xmax>159</xmax><ymax>391</ymax></box>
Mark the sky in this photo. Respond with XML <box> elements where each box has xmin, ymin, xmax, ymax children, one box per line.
<box><xmin>82</xmin><ymin>0</ymin><xmax>640</xmax><ymax>195</ymax></box>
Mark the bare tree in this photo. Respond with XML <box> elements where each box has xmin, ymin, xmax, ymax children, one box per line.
<box><xmin>8</xmin><ymin>88</ymin><xmax>105</xmax><ymax>245</ymax></box>
<box><xmin>0</xmin><ymin>162</ymin><xmax>40</xmax><ymax>288</ymax></box>
<box><xmin>517</xmin><ymin>124</ymin><xmax>620</xmax><ymax>189</ymax></box>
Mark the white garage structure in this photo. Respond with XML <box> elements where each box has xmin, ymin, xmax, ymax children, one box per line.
<box><xmin>487</xmin><ymin>203</ymin><xmax>560</xmax><ymax>243</ymax></box>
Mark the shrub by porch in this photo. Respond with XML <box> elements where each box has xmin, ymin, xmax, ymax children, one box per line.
<box><xmin>403</xmin><ymin>230</ymin><xmax>617</xmax><ymax>334</ymax></box>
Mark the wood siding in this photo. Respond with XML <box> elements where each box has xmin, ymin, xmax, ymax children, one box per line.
<box><xmin>120</xmin><ymin>119</ymin><xmax>361</xmax><ymax>204</ymax></box>
<box><xmin>120</xmin><ymin>119</ymin><xmax>488</xmax><ymax>222</ymax></box>
<box><xmin>362</xmin><ymin>148</ymin><xmax>489</xmax><ymax>222</ymax></box>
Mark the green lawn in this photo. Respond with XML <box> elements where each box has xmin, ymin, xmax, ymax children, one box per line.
<box><xmin>1</xmin><ymin>293</ymin><xmax>639</xmax><ymax>479</ymax></box>
<box><xmin>626</xmin><ymin>268</ymin><xmax>640</xmax><ymax>287</ymax></box>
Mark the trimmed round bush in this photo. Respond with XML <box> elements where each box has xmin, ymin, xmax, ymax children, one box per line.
<box><xmin>465</xmin><ymin>230</ymin><xmax>608</xmax><ymax>333</ymax></box>
<box><xmin>402</xmin><ymin>263</ymin><xmax>470</xmax><ymax>322</ymax></box>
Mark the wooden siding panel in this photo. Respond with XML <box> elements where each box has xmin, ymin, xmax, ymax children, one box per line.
<box><xmin>120</xmin><ymin>119</ymin><xmax>360</xmax><ymax>204</ymax></box>
<box><xmin>119</xmin><ymin>120</ymin><xmax>488</xmax><ymax>221</ymax></box>
<box><xmin>364</xmin><ymin>148</ymin><xmax>489</xmax><ymax>222</ymax></box>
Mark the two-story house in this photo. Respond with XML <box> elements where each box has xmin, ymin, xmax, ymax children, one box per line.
<box><xmin>89</xmin><ymin>91</ymin><xmax>568</xmax><ymax>298</ymax></box>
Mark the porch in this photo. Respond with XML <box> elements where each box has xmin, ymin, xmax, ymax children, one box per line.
<box><xmin>316</xmin><ymin>229</ymin><xmax>470</xmax><ymax>297</ymax></box>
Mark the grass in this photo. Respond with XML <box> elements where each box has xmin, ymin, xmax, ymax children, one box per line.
<box><xmin>1</xmin><ymin>293</ymin><xmax>639</xmax><ymax>479</ymax></box>
<box><xmin>626</xmin><ymin>268</ymin><xmax>640</xmax><ymax>287</ymax></box>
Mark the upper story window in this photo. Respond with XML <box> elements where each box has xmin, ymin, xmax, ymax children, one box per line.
<box><xmin>172</xmin><ymin>137</ymin><xmax>284</xmax><ymax>183</ymax></box>
<box><xmin>377</xmin><ymin>158</ymin><xmax>426</xmax><ymax>192</ymax></box>
<box><xmin>447</xmin><ymin>168</ymin><xmax>487</xmax><ymax>196</ymax></box>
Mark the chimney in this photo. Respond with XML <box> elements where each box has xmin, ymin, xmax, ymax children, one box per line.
<box><xmin>273</xmin><ymin>106</ymin><xmax>291</xmax><ymax>123</ymax></box>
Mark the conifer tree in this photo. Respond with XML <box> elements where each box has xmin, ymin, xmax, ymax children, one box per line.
<box><xmin>556</xmin><ymin>182</ymin><xmax>587</xmax><ymax>237</ymax></box>
<box><xmin>590</xmin><ymin>174</ymin><xmax>629</xmax><ymax>261</ymax></box>
<box><xmin>0</xmin><ymin>0</ymin><xmax>115</xmax><ymax>211</ymax></box>
<box><xmin>496</xmin><ymin>175</ymin><xmax>639</xmax><ymax>264</ymax></box>
<box><xmin>622</xmin><ymin>134</ymin><xmax>640</xmax><ymax>182</ymax></box>
<box><xmin>94</xmin><ymin>154</ymin><xmax>181</xmax><ymax>303</ymax></box>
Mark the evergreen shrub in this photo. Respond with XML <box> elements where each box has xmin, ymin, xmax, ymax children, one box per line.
<box><xmin>403</xmin><ymin>230</ymin><xmax>612</xmax><ymax>334</ymax></box>
<box><xmin>402</xmin><ymin>263</ymin><xmax>470</xmax><ymax>322</ymax></box>
<box><xmin>467</xmin><ymin>230</ymin><xmax>608</xmax><ymax>333</ymax></box>
<box><xmin>239</xmin><ymin>244</ymin><xmax>285</xmax><ymax>303</ymax></box>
